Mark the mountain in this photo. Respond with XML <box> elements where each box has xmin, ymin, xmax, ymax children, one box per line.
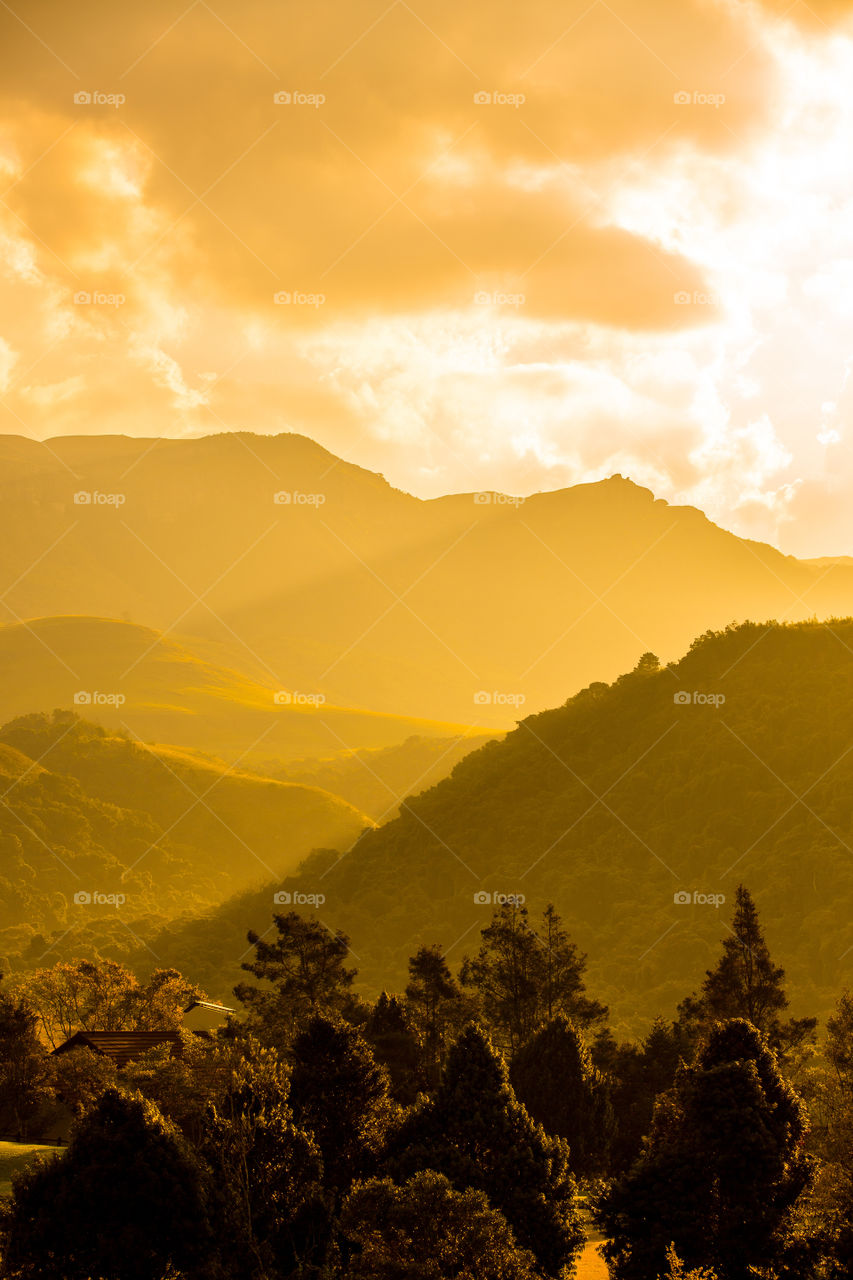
<box><xmin>4</xmin><ymin>433</ymin><xmax>853</xmax><ymax>728</ymax></box>
<box><xmin>0</xmin><ymin>617</ymin><xmax>478</xmax><ymax>765</ymax></box>
<box><xmin>272</xmin><ymin>732</ymin><xmax>496</xmax><ymax>821</ymax></box>
<box><xmin>0</xmin><ymin>712</ymin><xmax>369</xmax><ymax>969</ymax></box>
<box><xmin>124</xmin><ymin>620</ymin><xmax>853</xmax><ymax>1036</ymax></box>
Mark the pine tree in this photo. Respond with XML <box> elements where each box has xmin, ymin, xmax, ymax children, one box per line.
<box><xmin>539</xmin><ymin>903</ymin><xmax>608</xmax><ymax>1027</ymax></box>
<box><xmin>405</xmin><ymin>943</ymin><xmax>464</xmax><ymax>1086</ymax></box>
<box><xmin>288</xmin><ymin>1015</ymin><xmax>394</xmax><ymax>1197</ymax></box>
<box><xmin>235</xmin><ymin>911</ymin><xmax>357</xmax><ymax>1044</ymax></box>
<box><xmin>597</xmin><ymin>1019</ymin><xmax>813</xmax><ymax>1280</ymax></box>
<box><xmin>389</xmin><ymin>1022</ymin><xmax>585</xmax><ymax>1279</ymax></box>
<box><xmin>364</xmin><ymin>993</ymin><xmax>424</xmax><ymax>1104</ymax></box>
<box><xmin>510</xmin><ymin>1015</ymin><xmax>614</xmax><ymax>1175</ymax></box>
<box><xmin>461</xmin><ymin>902</ymin><xmax>606</xmax><ymax>1055</ymax></box>
<box><xmin>678</xmin><ymin>886</ymin><xmax>816</xmax><ymax>1054</ymax></box>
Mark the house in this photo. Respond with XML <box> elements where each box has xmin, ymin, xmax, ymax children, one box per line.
<box><xmin>51</xmin><ymin>1030</ymin><xmax>184</xmax><ymax>1069</ymax></box>
<box><xmin>182</xmin><ymin>999</ymin><xmax>234</xmax><ymax>1032</ymax></box>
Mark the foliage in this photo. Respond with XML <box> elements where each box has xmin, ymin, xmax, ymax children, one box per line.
<box><xmin>235</xmin><ymin>912</ymin><xmax>357</xmax><ymax>1045</ymax></box>
<box><xmin>597</xmin><ymin>1019</ymin><xmax>813</xmax><ymax>1280</ymax></box>
<box><xmin>0</xmin><ymin>980</ymin><xmax>50</xmax><ymax>1139</ymax></box>
<box><xmin>200</xmin><ymin>1042</ymin><xmax>329</xmax><ymax>1279</ymax></box>
<box><xmin>1</xmin><ymin>1088</ymin><xmax>215</xmax><ymax>1280</ymax></box>
<box><xmin>339</xmin><ymin>1170</ymin><xmax>539</xmax><ymax>1279</ymax></box>
<box><xmin>13</xmin><ymin>958</ymin><xmax>203</xmax><ymax>1048</ymax></box>
<box><xmin>678</xmin><ymin>885</ymin><xmax>817</xmax><ymax>1056</ymax></box>
<box><xmin>389</xmin><ymin>1022</ymin><xmax>585</xmax><ymax>1279</ymax></box>
<box><xmin>288</xmin><ymin>1015</ymin><xmax>395</xmax><ymax>1198</ymax></box>
<box><xmin>510</xmin><ymin>1015</ymin><xmax>615</xmax><ymax>1175</ymax></box>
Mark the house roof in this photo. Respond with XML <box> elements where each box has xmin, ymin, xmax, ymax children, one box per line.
<box><xmin>52</xmin><ymin>1030</ymin><xmax>183</xmax><ymax>1068</ymax></box>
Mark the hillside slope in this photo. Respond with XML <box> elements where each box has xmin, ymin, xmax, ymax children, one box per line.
<box><xmin>0</xmin><ymin>712</ymin><xmax>369</xmax><ymax>968</ymax></box>
<box><xmin>3</xmin><ymin>433</ymin><xmax>853</xmax><ymax>726</ymax></box>
<box><xmin>0</xmin><ymin>617</ymin><xmax>478</xmax><ymax>764</ymax></box>
<box><xmin>132</xmin><ymin>620</ymin><xmax>853</xmax><ymax>1035</ymax></box>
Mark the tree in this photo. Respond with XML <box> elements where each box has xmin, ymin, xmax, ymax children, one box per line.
<box><xmin>2</xmin><ymin>1089</ymin><xmax>214</xmax><ymax>1280</ymax></box>
<box><xmin>510</xmin><ymin>1016</ymin><xmax>614</xmax><ymax>1175</ymax></box>
<box><xmin>201</xmin><ymin>1040</ymin><xmax>329</xmax><ymax>1279</ymax></box>
<box><xmin>235</xmin><ymin>911</ymin><xmax>357</xmax><ymax>1044</ymax></box>
<box><xmin>364</xmin><ymin>994</ymin><xmax>424</xmax><ymax>1104</ymax></box>
<box><xmin>461</xmin><ymin>902</ymin><xmax>606</xmax><ymax>1056</ymax></box>
<box><xmin>404</xmin><ymin>945</ymin><xmax>464</xmax><ymax>1087</ymax></box>
<box><xmin>597</xmin><ymin>1019</ymin><xmax>813</xmax><ymax>1280</ymax></box>
<box><xmin>14</xmin><ymin>960</ymin><xmax>203</xmax><ymax>1048</ymax></box>
<box><xmin>389</xmin><ymin>1022</ymin><xmax>585</xmax><ymax>1279</ymax></box>
<box><xmin>678</xmin><ymin>886</ymin><xmax>816</xmax><ymax>1055</ymax></box>
<box><xmin>339</xmin><ymin>1170</ymin><xmax>539</xmax><ymax>1279</ymax></box>
<box><xmin>48</xmin><ymin>1046</ymin><xmax>118</xmax><ymax>1119</ymax></box>
<box><xmin>460</xmin><ymin>902</ymin><xmax>540</xmax><ymax>1056</ymax></box>
<box><xmin>603</xmin><ymin>1017</ymin><xmax>692</xmax><ymax>1173</ymax></box>
<box><xmin>539</xmin><ymin>903</ymin><xmax>608</xmax><ymax>1028</ymax></box>
<box><xmin>289</xmin><ymin>1015</ymin><xmax>394</xmax><ymax>1198</ymax></box>
<box><xmin>0</xmin><ymin>980</ymin><xmax>50</xmax><ymax>1139</ymax></box>
<box><xmin>124</xmin><ymin>1029</ymin><xmax>228</xmax><ymax>1144</ymax></box>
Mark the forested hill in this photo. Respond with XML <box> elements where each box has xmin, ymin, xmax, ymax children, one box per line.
<box><xmin>147</xmin><ymin>619</ymin><xmax>853</xmax><ymax>1035</ymax></box>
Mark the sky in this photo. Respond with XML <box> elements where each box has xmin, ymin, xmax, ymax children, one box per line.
<box><xmin>1</xmin><ymin>0</ymin><xmax>853</xmax><ymax>557</ymax></box>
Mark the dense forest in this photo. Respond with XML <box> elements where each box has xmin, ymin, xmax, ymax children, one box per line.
<box><xmin>0</xmin><ymin>886</ymin><xmax>851</xmax><ymax>1279</ymax></box>
<box><xmin>44</xmin><ymin>618</ymin><xmax>851</xmax><ymax>1037</ymax></box>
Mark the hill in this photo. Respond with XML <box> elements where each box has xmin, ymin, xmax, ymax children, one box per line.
<box><xmin>0</xmin><ymin>712</ymin><xmax>368</xmax><ymax>969</ymax></box>
<box><xmin>125</xmin><ymin>620</ymin><xmax>853</xmax><ymax>1036</ymax></box>
<box><xmin>0</xmin><ymin>617</ymin><xmax>478</xmax><ymax>765</ymax></box>
<box><xmin>272</xmin><ymin>732</ymin><xmax>496</xmax><ymax>821</ymax></box>
<box><xmin>3</xmin><ymin>433</ymin><xmax>853</xmax><ymax>727</ymax></box>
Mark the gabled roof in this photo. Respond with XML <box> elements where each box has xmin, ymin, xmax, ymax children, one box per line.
<box><xmin>52</xmin><ymin>1030</ymin><xmax>183</xmax><ymax>1068</ymax></box>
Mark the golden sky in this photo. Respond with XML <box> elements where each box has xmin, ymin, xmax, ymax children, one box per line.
<box><xmin>1</xmin><ymin>0</ymin><xmax>852</xmax><ymax>556</ymax></box>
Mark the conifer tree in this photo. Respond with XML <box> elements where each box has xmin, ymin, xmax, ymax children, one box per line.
<box><xmin>288</xmin><ymin>1015</ymin><xmax>394</xmax><ymax>1197</ymax></box>
<box><xmin>235</xmin><ymin>911</ymin><xmax>357</xmax><ymax>1043</ymax></box>
<box><xmin>678</xmin><ymin>886</ymin><xmax>816</xmax><ymax>1053</ymax></box>
<box><xmin>510</xmin><ymin>1015</ymin><xmax>614</xmax><ymax>1175</ymax></box>
<box><xmin>405</xmin><ymin>943</ymin><xmax>464</xmax><ymax>1086</ymax></box>
<box><xmin>461</xmin><ymin>902</ymin><xmax>606</xmax><ymax>1055</ymax></box>
<box><xmin>364</xmin><ymin>992</ymin><xmax>424</xmax><ymax>1104</ymax></box>
<box><xmin>389</xmin><ymin>1022</ymin><xmax>585</xmax><ymax>1278</ymax></box>
<box><xmin>598</xmin><ymin>1019</ymin><xmax>813</xmax><ymax>1280</ymax></box>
